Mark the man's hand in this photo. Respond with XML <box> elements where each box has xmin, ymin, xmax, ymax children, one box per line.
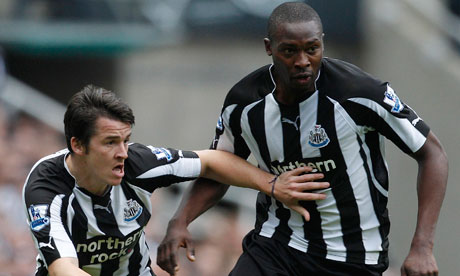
<box><xmin>157</xmin><ymin>219</ymin><xmax>195</xmax><ymax>276</ymax></box>
<box><xmin>272</xmin><ymin>166</ymin><xmax>329</xmax><ymax>221</ymax></box>
<box><xmin>401</xmin><ymin>246</ymin><xmax>438</xmax><ymax>276</ymax></box>
<box><xmin>48</xmin><ymin>257</ymin><xmax>90</xmax><ymax>276</ymax></box>
<box><xmin>156</xmin><ymin>166</ymin><xmax>328</xmax><ymax>275</ymax></box>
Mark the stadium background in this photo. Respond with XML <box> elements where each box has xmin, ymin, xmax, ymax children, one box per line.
<box><xmin>0</xmin><ymin>0</ymin><xmax>459</xmax><ymax>275</ymax></box>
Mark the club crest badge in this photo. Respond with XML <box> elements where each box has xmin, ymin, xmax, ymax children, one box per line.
<box><xmin>29</xmin><ymin>204</ymin><xmax>50</xmax><ymax>232</ymax></box>
<box><xmin>383</xmin><ymin>84</ymin><xmax>404</xmax><ymax>113</ymax></box>
<box><xmin>124</xmin><ymin>199</ymin><xmax>143</xmax><ymax>222</ymax></box>
<box><xmin>308</xmin><ymin>125</ymin><xmax>330</xmax><ymax>148</ymax></box>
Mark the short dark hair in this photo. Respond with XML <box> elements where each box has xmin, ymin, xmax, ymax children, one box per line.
<box><xmin>267</xmin><ymin>2</ymin><xmax>323</xmax><ymax>41</ymax></box>
<box><xmin>64</xmin><ymin>85</ymin><xmax>135</xmax><ymax>153</ymax></box>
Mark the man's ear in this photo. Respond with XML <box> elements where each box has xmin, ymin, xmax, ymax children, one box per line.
<box><xmin>264</xmin><ymin>38</ymin><xmax>272</xmax><ymax>56</ymax></box>
<box><xmin>70</xmin><ymin>137</ymin><xmax>85</xmax><ymax>155</ymax></box>
<box><xmin>321</xmin><ymin>33</ymin><xmax>325</xmax><ymax>51</ymax></box>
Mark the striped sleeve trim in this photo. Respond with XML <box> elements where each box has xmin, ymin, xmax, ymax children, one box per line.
<box><xmin>349</xmin><ymin>98</ymin><xmax>427</xmax><ymax>153</ymax></box>
<box><xmin>135</xmin><ymin>153</ymin><xmax>201</xmax><ymax>180</ymax></box>
<box><xmin>215</xmin><ymin>104</ymin><xmax>237</xmax><ymax>152</ymax></box>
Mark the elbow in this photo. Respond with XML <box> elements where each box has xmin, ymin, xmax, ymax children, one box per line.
<box><xmin>432</xmin><ymin>138</ymin><xmax>448</xmax><ymax>170</ymax></box>
<box><xmin>440</xmin><ymin>149</ymin><xmax>448</xmax><ymax>168</ymax></box>
<box><xmin>415</xmin><ymin>132</ymin><xmax>448</xmax><ymax>168</ymax></box>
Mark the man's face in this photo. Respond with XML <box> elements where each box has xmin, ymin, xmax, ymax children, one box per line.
<box><xmin>265</xmin><ymin>20</ymin><xmax>323</xmax><ymax>93</ymax></box>
<box><xmin>81</xmin><ymin>117</ymin><xmax>131</xmax><ymax>188</ymax></box>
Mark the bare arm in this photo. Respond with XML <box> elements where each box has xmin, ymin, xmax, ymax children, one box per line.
<box><xmin>48</xmin><ymin>258</ymin><xmax>90</xmax><ymax>276</ymax></box>
<box><xmin>401</xmin><ymin>131</ymin><xmax>448</xmax><ymax>276</ymax></box>
<box><xmin>196</xmin><ymin>149</ymin><xmax>329</xmax><ymax>218</ymax></box>
<box><xmin>156</xmin><ymin>177</ymin><xmax>228</xmax><ymax>275</ymax></box>
<box><xmin>157</xmin><ymin>149</ymin><xmax>329</xmax><ymax>275</ymax></box>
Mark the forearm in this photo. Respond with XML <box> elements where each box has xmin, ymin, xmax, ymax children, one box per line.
<box><xmin>196</xmin><ymin>150</ymin><xmax>273</xmax><ymax>195</ymax></box>
<box><xmin>412</xmin><ymin>159</ymin><xmax>448</xmax><ymax>248</ymax></box>
<box><xmin>171</xmin><ymin>177</ymin><xmax>230</xmax><ymax>226</ymax></box>
<box><xmin>411</xmin><ymin>133</ymin><xmax>448</xmax><ymax>249</ymax></box>
<box><xmin>48</xmin><ymin>258</ymin><xmax>90</xmax><ymax>276</ymax></box>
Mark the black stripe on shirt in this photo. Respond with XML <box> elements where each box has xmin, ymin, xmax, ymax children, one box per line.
<box><xmin>317</xmin><ymin>92</ymin><xmax>366</xmax><ymax>263</ymax></box>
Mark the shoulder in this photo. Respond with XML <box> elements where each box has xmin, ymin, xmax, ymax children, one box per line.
<box><xmin>24</xmin><ymin>149</ymin><xmax>73</xmax><ymax>204</ymax></box>
<box><xmin>223</xmin><ymin>64</ymin><xmax>274</xmax><ymax>109</ymax></box>
<box><xmin>125</xmin><ymin>143</ymin><xmax>198</xmax><ymax>176</ymax></box>
<box><xmin>319</xmin><ymin>58</ymin><xmax>386</xmax><ymax>101</ymax></box>
<box><xmin>127</xmin><ymin>143</ymin><xmax>198</xmax><ymax>164</ymax></box>
<box><xmin>127</xmin><ymin>142</ymin><xmax>151</xmax><ymax>158</ymax></box>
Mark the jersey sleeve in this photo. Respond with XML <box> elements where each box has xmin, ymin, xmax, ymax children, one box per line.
<box><xmin>23</xmin><ymin>165</ymin><xmax>78</xmax><ymax>268</ymax></box>
<box><xmin>343</xmin><ymin>82</ymin><xmax>430</xmax><ymax>154</ymax></box>
<box><xmin>211</xmin><ymin>104</ymin><xmax>252</xmax><ymax>159</ymax></box>
<box><xmin>210</xmin><ymin>65</ymin><xmax>273</xmax><ymax>158</ymax></box>
<box><xmin>124</xmin><ymin>143</ymin><xmax>202</xmax><ymax>192</ymax></box>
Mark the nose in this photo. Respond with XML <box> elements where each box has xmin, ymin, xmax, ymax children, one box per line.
<box><xmin>116</xmin><ymin>142</ymin><xmax>129</xmax><ymax>159</ymax></box>
<box><xmin>295</xmin><ymin>51</ymin><xmax>311</xmax><ymax>69</ymax></box>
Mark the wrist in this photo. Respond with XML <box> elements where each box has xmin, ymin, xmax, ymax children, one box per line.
<box><xmin>168</xmin><ymin>217</ymin><xmax>188</xmax><ymax>229</ymax></box>
<box><xmin>410</xmin><ymin>239</ymin><xmax>434</xmax><ymax>252</ymax></box>
<box><xmin>269</xmin><ymin>175</ymin><xmax>278</xmax><ymax>199</ymax></box>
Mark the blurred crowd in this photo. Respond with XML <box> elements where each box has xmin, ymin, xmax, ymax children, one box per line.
<box><xmin>0</xmin><ymin>102</ymin><xmax>249</xmax><ymax>276</ymax></box>
<box><xmin>0</xmin><ymin>105</ymin><xmax>65</xmax><ymax>276</ymax></box>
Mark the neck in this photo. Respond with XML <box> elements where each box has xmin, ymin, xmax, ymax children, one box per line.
<box><xmin>274</xmin><ymin>85</ymin><xmax>315</xmax><ymax>105</ymax></box>
<box><xmin>66</xmin><ymin>153</ymin><xmax>108</xmax><ymax>196</ymax></box>
<box><xmin>272</xmin><ymin>70</ymin><xmax>316</xmax><ymax>105</ymax></box>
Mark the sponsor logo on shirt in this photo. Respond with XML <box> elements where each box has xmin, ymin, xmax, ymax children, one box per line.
<box><xmin>28</xmin><ymin>204</ymin><xmax>50</xmax><ymax>232</ymax></box>
<box><xmin>383</xmin><ymin>84</ymin><xmax>404</xmax><ymax>113</ymax></box>
<box><xmin>271</xmin><ymin>158</ymin><xmax>337</xmax><ymax>175</ymax></box>
<box><xmin>148</xmin><ymin>146</ymin><xmax>173</xmax><ymax>161</ymax></box>
<box><xmin>76</xmin><ymin>228</ymin><xmax>143</xmax><ymax>265</ymax></box>
<box><xmin>124</xmin><ymin>199</ymin><xmax>143</xmax><ymax>222</ymax></box>
<box><xmin>308</xmin><ymin>125</ymin><xmax>330</xmax><ymax>148</ymax></box>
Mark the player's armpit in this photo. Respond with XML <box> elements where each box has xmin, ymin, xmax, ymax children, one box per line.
<box><xmin>48</xmin><ymin>257</ymin><xmax>90</xmax><ymax>276</ymax></box>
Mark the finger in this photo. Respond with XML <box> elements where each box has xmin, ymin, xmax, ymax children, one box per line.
<box><xmin>296</xmin><ymin>173</ymin><xmax>325</xmax><ymax>182</ymax></box>
<box><xmin>295</xmin><ymin>181</ymin><xmax>330</xmax><ymax>191</ymax></box>
<box><xmin>157</xmin><ymin>243</ymin><xmax>176</xmax><ymax>275</ymax></box>
<box><xmin>289</xmin><ymin>166</ymin><xmax>315</xmax><ymax>176</ymax></box>
<box><xmin>291</xmin><ymin>205</ymin><xmax>311</xmax><ymax>221</ymax></box>
<box><xmin>168</xmin><ymin>244</ymin><xmax>179</xmax><ymax>273</ymax></box>
<box><xmin>163</xmin><ymin>242</ymin><xmax>178</xmax><ymax>275</ymax></box>
<box><xmin>291</xmin><ymin>191</ymin><xmax>327</xmax><ymax>201</ymax></box>
<box><xmin>184</xmin><ymin>239</ymin><xmax>196</xmax><ymax>262</ymax></box>
<box><xmin>400</xmin><ymin>266</ymin><xmax>408</xmax><ymax>276</ymax></box>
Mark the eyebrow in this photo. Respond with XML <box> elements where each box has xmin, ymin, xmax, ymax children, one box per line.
<box><xmin>279</xmin><ymin>38</ymin><xmax>320</xmax><ymax>46</ymax></box>
<box><xmin>104</xmin><ymin>133</ymin><xmax>132</xmax><ymax>140</ymax></box>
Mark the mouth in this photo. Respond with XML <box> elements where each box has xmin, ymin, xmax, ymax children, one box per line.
<box><xmin>292</xmin><ymin>73</ymin><xmax>313</xmax><ymax>85</ymax></box>
<box><xmin>112</xmin><ymin>164</ymin><xmax>125</xmax><ymax>178</ymax></box>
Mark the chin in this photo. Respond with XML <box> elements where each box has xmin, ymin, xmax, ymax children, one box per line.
<box><xmin>109</xmin><ymin>180</ymin><xmax>123</xmax><ymax>186</ymax></box>
<box><xmin>292</xmin><ymin>85</ymin><xmax>312</xmax><ymax>93</ymax></box>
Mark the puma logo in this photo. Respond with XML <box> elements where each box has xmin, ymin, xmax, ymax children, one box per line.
<box><xmin>39</xmin><ymin>237</ymin><xmax>55</xmax><ymax>250</ymax></box>
<box><xmin>281</xmin><ymin>116</ymin><xmax>300</xmax><ymax>131</ymax></box>
<box><xmin>411</xmin><ymin>117</ymin><xmax>421</xmax><ymax>126</ymax></box>
<box><xmin>94</xmin><ymin>200</ymin><xmax>112</xmax><ymax>214</ymax></box>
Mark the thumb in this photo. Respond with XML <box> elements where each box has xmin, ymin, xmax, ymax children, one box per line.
<box><xmin>185</xmin><ymin>239</ymin><xmax>195</xmax><ymax>262</ymax></box>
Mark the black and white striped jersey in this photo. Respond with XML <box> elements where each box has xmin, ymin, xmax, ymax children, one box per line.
<box><xmin>23</xmin><ymin>143</ymin><xmax>201</xmax><ymax>276</ymax></box>
<box><xmin>212</xmin><ymin>58</ymin><xmax>430</xmax><ymax>265</ymax></box>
